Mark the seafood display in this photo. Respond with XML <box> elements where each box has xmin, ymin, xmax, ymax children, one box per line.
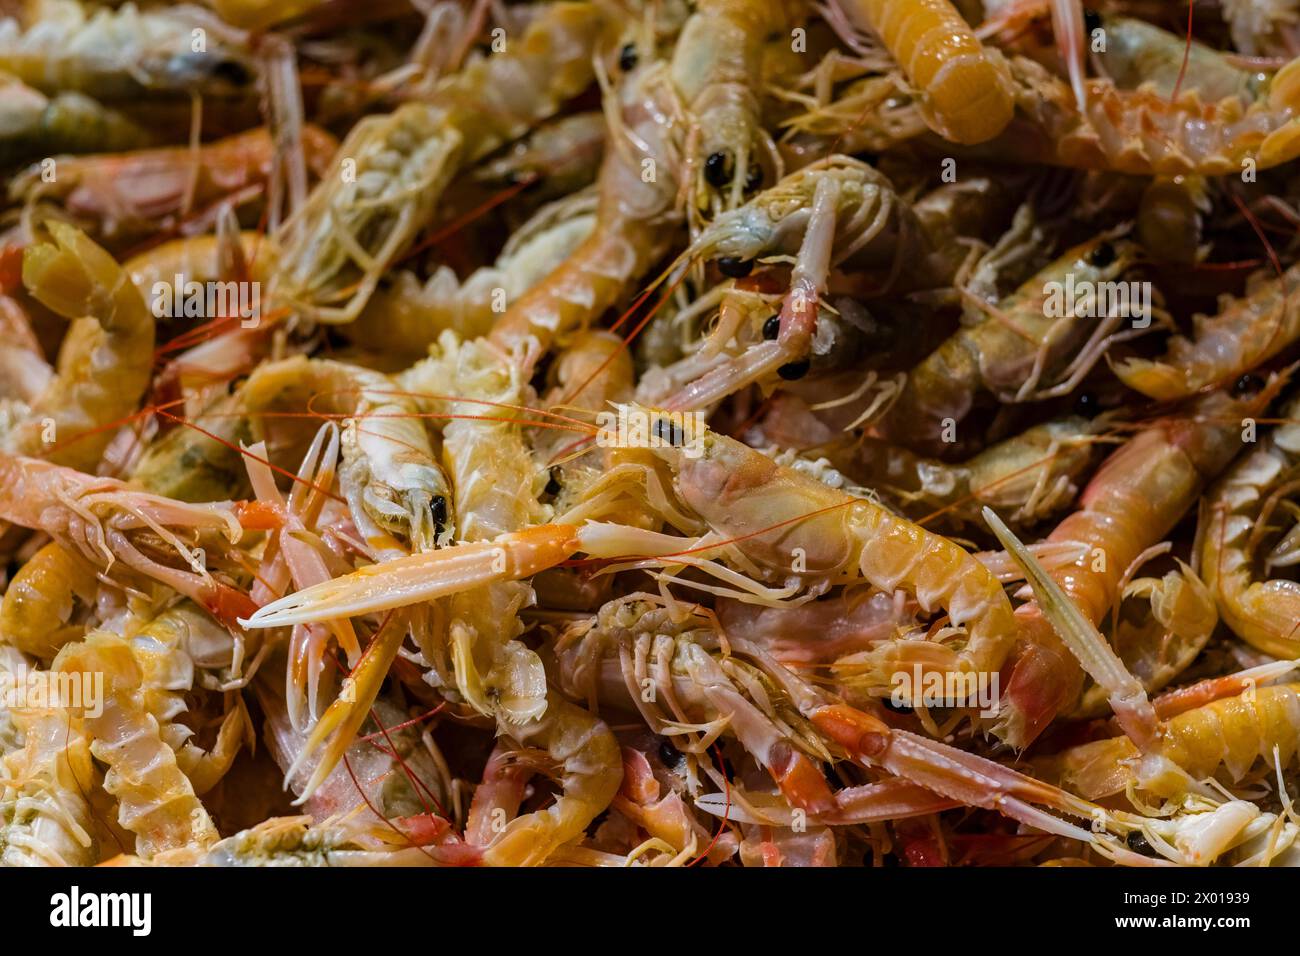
<box><xmin>4</xmin><ymin>0</ymin><xmax>1300</xmax><ymax>870</ymax></box>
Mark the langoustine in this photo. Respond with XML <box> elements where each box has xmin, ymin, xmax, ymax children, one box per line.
<box><xmin>2</xmin><ymin>0</ymin><xmax>1300</xmax><ymax>871</ymax></box>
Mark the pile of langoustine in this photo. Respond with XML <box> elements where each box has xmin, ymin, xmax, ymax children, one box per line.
<box><xmin>2</xmin><ymin>0</ymin><xmax>1300</xmax><ymax>869</ymax></box>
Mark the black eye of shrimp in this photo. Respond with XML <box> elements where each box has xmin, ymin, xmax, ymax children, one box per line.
<box><xmin>657</xmin><ymin>737</ymin><xmax>683</xmax><ymax>768</ymax></box>
<box><xmin>618</xmin><ymin>42</ymin><xmax>638</xmax><ymax>71</ymax></box>
<box><xmin>1089</xmin><ymin>241</ymin><xmax>1117</xmax><ymax>268</ymax></box>
<box><xmin>762</xmin><ymin>314</ymin><xmax>781</xmax><ymax>340</ymax></box>
<box><xmin>778</xmin><ymin>359</ymin><xmax>810</xmax><ymax>380</ymax></box>
<box><xmin>1126</xmin><ymin>831</ymin><xmax>1155</xmax><ymax>855</ymax></box>
<box><xmin>209</xmin><ymin>59</ymin><xmax>254</xmax><ymax>87</ymax></box>
<box><xmin>717</xmin><ymin>256</ymin><xmax>753</xmax><ymax>278</ymax></box>
<box><xmin>1232</xmin><ymin>373</ymin><xmax>1264</xmax><ymax>396</ymax></box>
<box><xmin>1073</xmin><ymin>391</ymin><xmax>1098</xmax><ymax>416</ymax></box>
<box><xmin>704</xmin><ymin>150</ymin><xmax>733</xmax><ymax>188</ymax></box>
<box><xmin>429</xmin><ymin>496</ymin><xmax>448</xmax><ymax>535</ymax></box>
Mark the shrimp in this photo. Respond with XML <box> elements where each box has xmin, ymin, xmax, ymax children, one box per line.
<box><xmin>600</xmin><ymin>741</ymin><xmax>733</xmax><ymax>864</ymax></box>
<box><xmin>995</xmin><ymin>385</ymin><xmax>1279</xmax><ymax>748</ymax></box>
<box><xmin>1048</xmin><ymin>731</ymin><xmax>1300</xmax><ymax>865</ymax></box>
<box><xmin>1095</xmin><ymin>15</ymin><xmax>1268</xmax><ymax>104</ymax></box>
<box><xmin>239</xmin><ymin>425</ymin><xmax>365</xmax><ymax>730</ymax></box>
<box><xmin>1200</xmin><ymin>392</ymin><xmax>1300</xmax><ymax>658</ymax></box>
<box><xmin>142</xmin><ymin>216</ymin><xmax>282</xmax><ymax>416</ymax></box>
<box><xmin>526</xmin><ymin>329</ymin><xmax>639</xmax><ymax>607</ymax></box>
<box><xmin>244</xmin><ymin>407</ymin><xmax>1020</xmax><ymax>710</ymax></box>
<box><xmin>1114</xmin><ymin>263</ymin><xmax>1300</xmax><ymax>400</ymax></box>
<box><xmin>27</xmin><ymin>0</ymin><xmax>1300</xmax><ymax>868</ymax></box>
<box><xmin>239</xmin><ymin>347</ymin><xmax>507</xmax><ymax>793</ymax></box>
<box><xmin>670</xmin><ymin>0</ymin><xmax>804</xmax><ymax>218</ymax></box>
<box><xmin>327</xmin><ymin>59</ymin><xmax>686</xmax><ymax>743</ymax></box>
<box><xmin>1134</xmin><ymin>798</ymin><xmax>1300</xmax><ymax>867</ymax></box>
<box><xmin>415</xmin><ymin>2</ymin><xmax>621</xmax><ymax>168</ymax></box>
<box><xmin>982</xmin><ymin>4</ymin><xmax>1261</xmax><ymax>107</ymax></box>
<box><xmin>772</xmin><ymin>35</ymin><xmax>938</xmax><ymax>152</ymax></box>
<box><xmin>998</xmin><ymin>5</ymin><xmax>1281</xmax><ymax>110</ymax></box>
<box><xmin>835</xmin><ymin>0</ymin><xmax>1015</xmax><ymax>144</ymax></box>
<box><xmin>555</xmin><ymin>594</ymin><xmax>956</xmax><ymax>824</ymax></box>
<box><xmin>829</xmin><ymin>416</ymin><xmax>1099</xmax><ymax>528</ymax></box>
<box><xmin>775</xmin><ymin>61</ymin><xmax>930</xmax><ymax>157</ymax></box>
<box><xmin>274</xmin><ymin>2</ymin><xmax>619</xmax><ymax>322</ymax></box>
<box><xmin>202</xmin><ymin>814</ymin><xmax>451</xmax><ymax>867</ymax></box>
<box><xmin>0</xmin><ymin>678</ymin><xmax>98</xmax><ymax>866</ymax></box>
<box><xmin>53</xmin><ymin>630</ymin><xmax>219</xmax><ymax>860</ymax></box>
<box><xmin>485</xmin><ymin>54</ymin><xmax>685</xmax><ymax>373</ymax></box>
<box><xmin>737</xmin><ymin>663</ymin><xmax>1144</xmax><ymax>859</ymax></box>
<box><xmin>255</xmin><ymin>667</ymin><xmax>454</xmax><ymax>826</ymax></box>
<box><xmin>555</xmin><ymin>596</ymin><xmax>834</xmax><ymax>810</ymax></box>
<box><xmin>399</xmin><ymin>331</ymin><xmax>553</xmax><ymax>725</ymax></box>
<box><xmin>11</xmin><ymin>126</ymin><xmax>337</xmax><ymax>242</ymax></box>
<box><xmin>124</xmin><ymin>230</ymin><xmax>276</xmax><ymax>303</ymax></box>
<box><xmin>998</xmin><ymin>40</ymin><xmax>1300</xmax><ymax>174</ymax></box>
<box><xmin>127</xmin><ymin>602</ymin><xmax>250</xmax><ymax>794</ymax></box>
<box><xmin>909</xmin><ymin>174</ymin><xmax>1030</xmax><ymax>295</ymax></box>
<box><xmin>279</xmin><ymin>609</ymin><xmax>618</xmax><ymax>867</ymax></box>
<box><xmin>668</xmin><ymin>430</ymin><xmax>1022</xmax><ymax>691</ymax></box>
<box><xmin>272</xmin><ymin>102</ymin><xmax>461</xmax><ymax>324</ymax></box>
<box><xmin>0</xmin><ymin>454</ymin><xmax>250</xmax><ymax>628</ymax></box>
<box><xmin>0</xmin><ymin>540</ymin><xmax>99</xmax><ymax>662</ymax></box>
<box><xmin>238</xmin><ymin>411</ymin><xmax>1175</xmax><ymax>862</ymax></box>
<box><xmin>475</xmin><ymin>692</ymin><xmax>622</xmax><ymax>866</ymax></box>
<box><xmin>242</xmin><ymin>355</ymin><xmax>452</xmax><ymax>553</ymax></box>
<box><xmin>344</xmin><ymin>187</ymin><xmax>598</xmax><ymax>357</ymax></box>
<box><xmin>1055</xmin><ymin>682</ymin><xmax>1300</xmax><ymax>801</ymax></box>
<box><xmin>3</xmin><ymin>221</ymin><xmax>154</xmax><ymax>473</ymax></box>
<box><xmin>0</xmin><ymin>0</ymin><xmax>259</xmax><ymax>101</ymax></box>
<box><xmin>644</xmin><ymin>157</ymin><xmax>900</xmax><ymax>411</ymax></box>
<box><xmin>670</xmin><ymin>156</ymin><xmax>897</xmax><ymax>283</ymax></box>
<box><xmin>882</xmin><ymin>235</ymin><xmax>1142</xmax><ymax>456</ymax></box>
<box><xmin>0</xmin><ymin>74</ymin><xmax>150</xmax><ymax>167</ymax></box>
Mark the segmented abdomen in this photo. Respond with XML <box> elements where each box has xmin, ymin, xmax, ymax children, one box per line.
<box><xmin>1160</xmin><ymin>683</ymin><xmax>1300</xmax><ymax>781</ymax></box>
<box><xmin>854</xmin><ymin>0</ymin><xmax>1013</xmax><ymax>144</ymax></box>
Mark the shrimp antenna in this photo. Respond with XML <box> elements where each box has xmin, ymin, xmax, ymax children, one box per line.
<box><xmin>1050</xmin><ymin>0</ymin><xmax>1088</xmax><ymax>113</ymax></box>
